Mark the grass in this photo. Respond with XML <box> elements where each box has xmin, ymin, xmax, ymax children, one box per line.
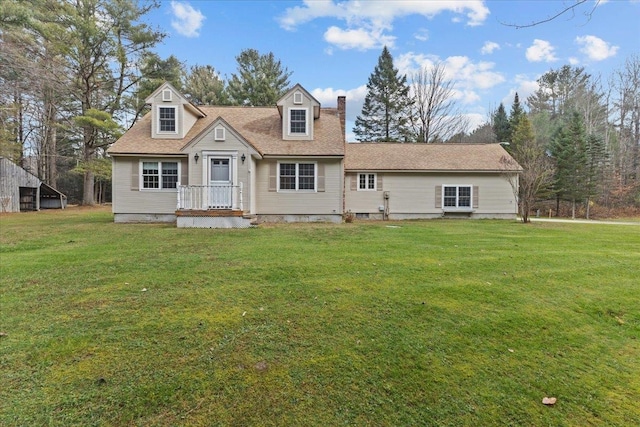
<box><xmin>1</xmin><ymin>207</ymin><xmax>639</xmax><ymax>426</ymax></box>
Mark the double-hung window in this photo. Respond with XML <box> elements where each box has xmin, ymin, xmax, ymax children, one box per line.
<box><xmin>158</xmin><ymin>107</ymin><xmax>176</xmax><ymax>133</ymax></box>
<box><xmin>443</xmin><ymin>185</ymin><xmax>472</xmax><ymax>208</ymax></box>
<box><xmin>279</xmin><ymin>162</ymin><xmax>315</xmax><ymax>191</ymax></box>
<box><xmin>142</xmin><ymin>161</ymin><xmax>179</xmax><ymax>190</ymax></box>
<box><xmin>289</xmin><ymin>109</ymin><xmax>307</xmax><ymax>135</ymax></box>
<box><xmin>358</xmin><ymin>173</ymin><xmax>376</xmax><ymax>190</ymax></box>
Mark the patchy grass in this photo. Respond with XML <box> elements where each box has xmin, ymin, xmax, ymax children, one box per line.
<box><xmin>1</xmin><ymin>207</ymin><xmax>639</xmax><ymax>426</ymax></box>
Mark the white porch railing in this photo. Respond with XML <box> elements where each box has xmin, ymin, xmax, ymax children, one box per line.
<box><xmin>177</xmin><ymin>182</ymin><xmax>243</xmax><ymax>211</ymax></box>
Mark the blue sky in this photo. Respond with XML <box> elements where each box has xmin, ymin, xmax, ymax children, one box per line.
<box><xmin>148</xmin><ymin>0</ymin><xmax>640</xmax><ymax>141</ymax></box>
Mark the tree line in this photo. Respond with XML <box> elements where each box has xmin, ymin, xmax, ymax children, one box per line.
<box><xmin>2</xmin><ymin>2</ymin><xmax>638</xmax><ymax>216</ymax></box>
<box><xmin>354</xmin><ymin>47</ymin><xmax>640</xmax><ymax>219</ymax></box>
<box><xmin>0</xmin><ymin>0</ymin><xmax>292</xmax><ymax>205</ymax></box>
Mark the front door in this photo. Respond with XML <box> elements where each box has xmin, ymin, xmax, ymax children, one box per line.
<box><xmin>209</xmin><ymin>158</ymin><xmax>232</xmax><ymax>208</ymax></box>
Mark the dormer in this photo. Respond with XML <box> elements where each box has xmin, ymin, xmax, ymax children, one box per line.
<box><xmin>145</xmin><ymin>82</ymin><xmax>206</xmax><ymax>139</ymax></box>
<box><xmin>277</xmin><ymin>84</ymin><xmax>320</xmax><ymax>141</ymax></box>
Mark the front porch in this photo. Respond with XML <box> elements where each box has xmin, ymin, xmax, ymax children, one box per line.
<box><xmin>176</xmin><ymin>183</ymin><xmax>254</xmax><ymax>228</ymax></box>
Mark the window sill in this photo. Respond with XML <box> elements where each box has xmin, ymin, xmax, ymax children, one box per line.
<box><xmin>442</xmin><ymin>208</ymin><xmax>475</xmax><ymax>213</ymax></box>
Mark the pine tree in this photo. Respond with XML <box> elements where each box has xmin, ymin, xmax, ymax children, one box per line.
<box><xmin>550</xmin><ymin>112</ymin><xmax>589</xmax><ymax>218</ymax></box>
<box><xmin>227</xmin><ymin>49</ymin><xmax>292</xmax><ymax>106</ymax></box>
<box><xmin>509</xmin><ymin>93</ymin><xmax>525</xmax><ymax>128</ymax></box>
<box><xmin>492</xmin><ymin>103</ymin><xmax>511</xmax><ymax>142</ymax></box>
<box><xmin>354</xmin><ymin>46</ymin><xmax>413</xmax><ymax>142</ymax></box>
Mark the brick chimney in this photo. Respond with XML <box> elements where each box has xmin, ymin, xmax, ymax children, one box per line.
<box><xmin>337</xmin><ymin>96</ymin><xmax>346</xmax><ymax>142</ymax></box>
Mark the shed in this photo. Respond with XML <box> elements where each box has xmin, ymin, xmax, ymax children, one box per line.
<box><xmin>0</xmin><ymin>156</ymin><xmax>67</xmax><ymax>212</ymax></box>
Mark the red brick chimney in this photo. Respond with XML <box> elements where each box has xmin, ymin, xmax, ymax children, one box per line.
<box><xmin>337</xmin><ymin>96</ymin><xmax>346</xmax><ymax>142</ymax></box>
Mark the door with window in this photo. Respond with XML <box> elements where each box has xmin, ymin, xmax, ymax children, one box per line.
<box><xmin>209</xmin><ymin>158</ymin><xmax>232</xmax><ymax>208</ymax></box>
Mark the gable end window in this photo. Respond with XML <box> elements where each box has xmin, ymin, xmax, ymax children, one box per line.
<box><xmin>158</xmin><ymin>106</ymin><xmax>176</xmax><ymax>133</ymax></box>
<box><xmin>289</xmin><ymin>109</ymin><xmax>307</xmax><ymax>135</ymax></box>
<box><xmin>443</xmin><ymin>185</ymin><xmax>472</xmax><ymax>208</ymax></box>
<box><xmin>141</xmin><ymin>161</ymin><xmax>179</xmax><ymax>190</ymax></box>
<box><xmin>358</xmin><ymin>173</ymin><xmax>376</xmax><ymax>190</ymax></box>
<box><xmin>279</xmin><ymin>162</ymin><xmax>316</xmax><ymax>191</ymax></box>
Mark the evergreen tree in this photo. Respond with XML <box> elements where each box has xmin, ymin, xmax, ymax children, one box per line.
<box><xmin>509</xmin><ymin>92</ymin><xmax>525</xmax><ymax>128</ymax></box>
<box><xmin>227</xmin><ymin>49</ymin><xmax>292</xmax><ymax>106</ymax></box>
<box><xmin>492</xmin><ymin>103</ymin><xmax>511</xmax><ymax>142</ymax></box>
<box><xmin>354</xmin><ymin>46</ymin><xmax>413</xmax><ymax>142</ymax></box>
<box><xmin>184</xmin><ymin>65</ymin><xmax>227</xmax><ymax>105</ymax></box>
<box><xmin>126</xmin><ymin>53</ymin><xmax>185</xmax><ymax>125</ymax></box>
<box><xmin>549</xmin><ymin>112</ymin><xmax>589</xmax><ymax>218</ymax></box>
<box><xmin>507</xmin><ymin>115</ymin><xmax>554</xmax><ymax>223</ymax></box>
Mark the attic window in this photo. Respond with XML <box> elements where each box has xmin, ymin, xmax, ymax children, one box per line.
<box><xmin>162</xmin><ymin>89</ymin><xmax>172</xmax><ymax>102</ymax></box>
<box><xmin>289</xmin><ymin>108</ymin><xmax>307</xmax><ymax>135</ymax></box>
<box><xmin>293</xmin><ymin>91</ymin><xmax>303</xmax><ymax>104</ymax></box>
<box><xmin>158</xmin><ymin>106</ymin><xmax>176</xmax><ymax>133</ymax></box>
<box><xmin>214</xmin><ymin>127</ymin><xmax>225</xmax><ymax>141</ymax></box>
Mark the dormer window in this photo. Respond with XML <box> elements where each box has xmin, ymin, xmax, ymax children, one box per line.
<box><xmin>289</xmin><ymin>108</ymin><xmax>307</xmax><ymax>135</ymax></box>
<box><xmin>158</xmin><ymin>106</ymin><xmax>176</xmax><ymax>133</ymax></box>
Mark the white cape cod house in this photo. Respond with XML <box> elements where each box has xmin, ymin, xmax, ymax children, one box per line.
<box><xmin>107</xmin><ymin>83</ymin><xmax>521</xmax><ymax>227</ymax></box>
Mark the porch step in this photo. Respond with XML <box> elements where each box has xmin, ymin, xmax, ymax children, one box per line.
<box><xmin>176</xmin><ymin>209</ymin><xmax>244</xmax><ymax>217</ymax></box>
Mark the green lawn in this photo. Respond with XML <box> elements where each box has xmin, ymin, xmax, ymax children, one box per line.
<box><xmin>1</xmin><ymin>207</ymin><xmax>639</xmax><ymax>426</ymax></box>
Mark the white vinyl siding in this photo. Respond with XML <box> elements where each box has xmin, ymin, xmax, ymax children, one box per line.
<box><xmin>345</xmin><ymin>173</ymin><xmax>517</xmax><ymax>218</ymax></box>
<box><xmin>112</xmin><ymin>157</ymin><xmax>184</xmax><ymax>214</ymax></box>
<box><xmin>257</xmin><ymin>160</ymin><xmax>342</xmax><ymax>215</ymax></box>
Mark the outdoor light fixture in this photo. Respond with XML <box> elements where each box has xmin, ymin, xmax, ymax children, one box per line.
<box><xmin>241</xmin><ymin>153</ymin><xmax>246</xmax><ymax>164</ymax></box>
<box><xmin>194</xmin><ymin>153</ymin><xmax>199</xmax><ymax>163</ymax></box>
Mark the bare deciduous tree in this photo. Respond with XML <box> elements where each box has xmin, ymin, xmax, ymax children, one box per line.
<box><xmin>409</xmin><ymin>62</ymin><xmax>468</xmax><ymax>143</ymax></box>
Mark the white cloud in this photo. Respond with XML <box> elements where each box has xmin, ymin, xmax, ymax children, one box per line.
<box><xmin>569</xmin><ymin>56</ymin><xmax>580</xmax><ymax>65</ymax></box>
<box><xmin>278</xmin><ymin>0</ymin><xmax>489</xmax><ymax>50</ymax></box>
<box><xmin>575</xmin><ymin>35</ymin><xmax>619</xmax><ymax>61</ymax></box>
<box><xmin>525</xmin><ymin>39</ymin><xmax>557</xmax><ymax>62</ymax></box>
<box><xmin>324</xmin><ymin>26</ymin><xmax>395</xmax><ymax>50</ymax></box>
<box><xmin>170</xmin><ymin>1</ymin><xmax>205</xmax><ymax>38</ymax></box>
<box><xmin>480</xmin><ymin>41</ymin><xmax>500</xmax><ymax>55</ymax></box>
<box><xmin>414</xmin><ymin>29</ymin><xmax>429</xmax><ymax>42</ymax></box>
<box><xmin>501</xmin><ymin>78</ymin><xmax>539</xmax><ymax>108</ymax></box>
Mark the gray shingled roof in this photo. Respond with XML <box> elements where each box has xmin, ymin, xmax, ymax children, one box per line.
<box><xmin>107</xmin><ymin>106</ymin><xmax>345</xmax><ymax>157</ymax></box>
<box><xmin>345</xmin><ymin>143</ymin><xmax>522</xmax><ymax>172</ymax></box>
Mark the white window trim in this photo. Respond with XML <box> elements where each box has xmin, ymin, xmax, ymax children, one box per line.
<box><xmin>442</xmin><ymin>184</ymin><xmax>473</xmax><ymax>211</ymax></box>
<box><xmin>357</xmin><ymin>173</ymin><xmax>377</xmax><ymax>191</ymax></box>
<box><xmin>139</xmin><ymin>159</ymin><xmax>181</xmax><ymax>191</ymax></box>
<box><xmin>162</xmin><ymin>89</ymin><xmax>172</xmax><ymax>101</ymax></box>
<box><xmin>157</xmin><ymin>105</ymin><xmax>178</xmax><ymax>135</ymax></box>
<box><xmin>293</xmin><ymin>91</ymin><xmax>303</xmax><ymax>104</ymax></box>
<box><xmin>277</xmin><ymin>161</ymin><xmax>317</xmax><ymax>192</ymax></box>
<box><xmin>214</xmin><ymin>126</ymin><xmax>226</xmax><ymax>141</ymax></box>
<box><xmin>288</xmin><ymin>107</ymin><xmax>309</xmax><ymax>136</ymax></box>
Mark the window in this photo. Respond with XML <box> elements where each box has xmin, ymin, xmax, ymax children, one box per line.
<box><xmin>279</xmin><ymin>162</ymin><xmax>315</xmax><ymax>191</ymax></box>
<box><xmin>290</xmin><ymin>109</ymin><xmax>307</xmax><ymax>135</ymax></box>
<box><xmin>158</xmin><ymin>107</ymin><xmax>176</xmax><ymax>133</ymax></box>
<box><xmin>142</xmin><ymin>161</ymin><xmax>179</xmax><ymax>189</ymax></box>
<box><xmin>443</xmin><ymin>185</ymin><xmax>472</xmax><ymax>208</ymax></box>
<box><xmin>214</xmin><ymin>127</ymin><xmax>225</xmax><ymax>141</ymax></box>
<box><xmin>358</xmin><ymin>173</ymin><xmax>376</xmax><ymax>190</ymax></box>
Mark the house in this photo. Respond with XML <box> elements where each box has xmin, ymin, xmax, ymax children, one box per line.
<box><xmin>345</xmin><ymin>143</ymin><xmax>521</xmax><ymax>220</ymax></box>
<box><xmin>107</xmin><ymin>83</ymin><xmax>520</xmax><ymax>227</ymax></box>
<box><xmin>0</xmin><ymin>156</ymin><xmax>67</xmax><ymax>213</ymax></box>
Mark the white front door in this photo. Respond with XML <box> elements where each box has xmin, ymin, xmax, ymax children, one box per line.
<box><xmin>209</xmin><ymin>158</ymin><xmax>232</xmax><ymax>208</ymax></box>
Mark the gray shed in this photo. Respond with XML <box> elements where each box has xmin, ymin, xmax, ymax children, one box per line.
<box><xmin>0</xmin><ymin>156</ymin><xmax>67</xmax><ymax>212</ymax></box>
